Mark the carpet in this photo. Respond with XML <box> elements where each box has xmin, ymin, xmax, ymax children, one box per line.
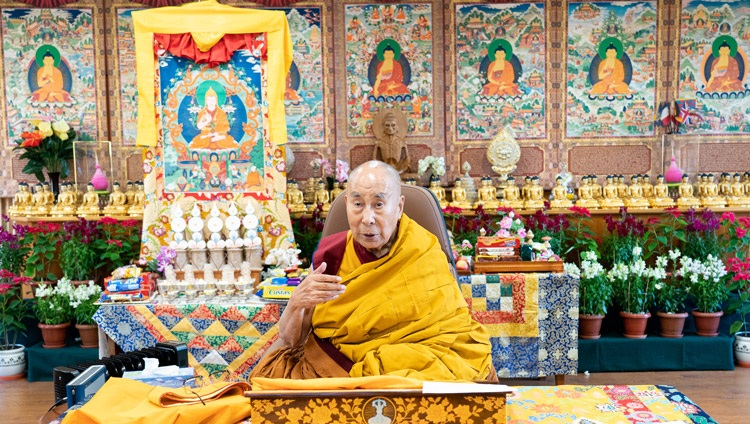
<box><xmin>507</xmin><ymin>384</ymin><xmax>717</xmax><ymax>424</ymax></box>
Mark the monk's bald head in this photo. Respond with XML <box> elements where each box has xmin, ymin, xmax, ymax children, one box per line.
<box><xmin>347</xmin><ymin>161</ymin><xmax>402</xmax><ymax>198</ymax></box>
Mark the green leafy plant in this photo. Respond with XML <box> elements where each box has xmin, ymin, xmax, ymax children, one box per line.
<box><xmin>563</xmin><ymin>206</ymin><xmax>598</xmax><ymax>263</ymax></box>
<box><xmin>0</xmin><ymin>270</ymin><xmax>32</xmax><ymax>349</ymax></box>
<box><xmin>721</xmin><ymin>212</ymin><xmax>750</xmax><ymax>260</ymax></box>
<box><xmin>69</xmin><ymin>281</ymin><xmax>102</xmax><ymax>326</ymax></box>
<box><xmin>644</xmin><ymin>208</ymin><xmax>687</xmax><ymax>260</ymax></box>
<box><xmin>21</xmin><ymin>222</ymin><xmax>63</xmax><ymax>281</ymax></box>
<box><xmin>34</xmin><ymin>278</ymin><xmax>74</xmax><ymax>325</ymax></box>
<box><xmin>12</xmin><ymin>119</ymin><xmax>76</xmax><ymax>181</ymax></box>
<box><xmin>654</xmin><ymin>251</ymin><xmax>689</xmax><ymax>313</ymax></box>
<box><xmin>602</xmin><ymin>208</ymin><xmax>645</xmax><ymax>268</ymax></box>
<box><xmin>60</xmin><ymin>219</ymin><xmax>100</xmax><ymax>281</ymax></box>
<box><xmin>607</xmin><ymin>246</ymin><xmax>660</xmax><ymax>314</ymax></box>
<box><xmin>676</xmin><ymin>254</ymin><xmax>729</xmax><ymax>313</ymax></box>
<box><xmin>92</xmin><ymin>217</ymin><xmax>141</xmax><ymax>274</ymax></box>
<box><xmin>681</xmin><ymin>208</ymin><xmax>721</xmax><ymax>260</ymax></box>
<box><xmin>577</xmin><ymin>251</ymin><xmax>613</xmax><ymax>316</ymax></box>
<box><xmin>0</xmin><ymin>215</ymin><xmax>29</xmax><ymax>276</ymax></box>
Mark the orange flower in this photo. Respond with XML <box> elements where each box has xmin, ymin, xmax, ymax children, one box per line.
<box><xmin>20</xmin><ymin>131</ymin><xmax>43</xmax><ymax>148</ymax></box>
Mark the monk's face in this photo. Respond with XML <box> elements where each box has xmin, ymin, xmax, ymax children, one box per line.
<box><xmin>346</xmin><ymin>167</ymin><xmax>404</xmax><ymax>255</ymax></box>
<box><xmin>384</xmin><ymin>117</ymin><xmax>397</xmax><ymax>135</ymax></box>
<box><xmin>719</xmin><ymin>46</ymin><xmax>730</xmax><ymax>57</ymax></box>
<box><xmin>206</xmin><ymin>94</ymin><xmax>217</xmax><ymax>111</ymax></box>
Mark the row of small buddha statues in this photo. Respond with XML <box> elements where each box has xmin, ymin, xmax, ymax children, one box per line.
<box><xmin>286</xmin><ymin>178</ymin><xmax>347</xmax><ymax>214</ymax></box>
<box><xmin>432</xmin><ymin>175</ymin><xmax>545</xmax><ymax>210</ymax></box>
<box><xmin>8</xmin><ymin>180</ymin><xmax>146</xmax><ymax>218</ymax></box>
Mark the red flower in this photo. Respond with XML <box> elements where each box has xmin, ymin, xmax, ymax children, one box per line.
<box><xmin>739</xmin><ymin>217</ymin><xmax>750</xmax><ymax>229</ymax></box>
<box><xmin>107</xmin><ymin>239</ymin><xmax>123</xmax><ymax>247</ymax></box>
<box><xmin>568</xmin><ymin>205</ymin><xmax>591</xmax><ymax>217</ymax></box>
<box><xmin>0</xmin><ymin>283</ymin><xmax>13</xmax><ymax>295</ymax></box>
<box><xmin>442</xmin><ymin>206</ymin><xmax>463</xmax><ymax>215</ymax></box>
<box><xmin>0</xmin><ymin>269</ymin><xmax>16</xmax><ymax>279</ymax></box>
<box><xmin>664</xmin><ymin>206</ymin><xmax>681</xmax><ymax>218</ymax></box>
<box><xmin>737</xmin><ymin>228</ymin><xmax>747</xmax><ymax>239</ymax></box>
<box><xmin>721</xmin><ymin>212</ymin><xmax>736</xmax><ymax>223</ymax></box>
<box><xmin>19</xmin><ymin>131</ymin><xmax>43</xmax><ymax>148</ymax></box>
<box><xmin>99</xmin><ymin>216</ymin><xmax>119</xmax><ymax>225</ymax></box>
<box><xmin>120</xmin><ymin>219</ymin><xmax>138</xmax><ymax>228</ymax></box>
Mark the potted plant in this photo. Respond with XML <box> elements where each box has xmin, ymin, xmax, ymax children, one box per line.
<box><xmin>602</xmin><ymin>207</ymin><xmax>646</xmax><ymax>268</ymax></box>
<box><xmin>13</xmin><ymin>119</ymin><xmax>76</xmax><ymax>195</ymax></box>
<box><xmin>576</xmin><ymin>251</ymin><xmax>613</xmax><ymax>339</ymax></box>
<box><xmin>681</xmin><ymin>208</ymin><xmax>721</xmax><ymax>260</ymax></box>
<box><xmin>608</xmin><ymin>246</ymin><xmax>658</xmax><ymax>338</ymax></box>
<box><xmin>92</xmin><ymin>217</ymin><xmax>142</xmax><ymax>276</ymax></box>
<box><xmin>21</xmin><ymin>221</ymin><xmax>63</xmax><ymax>282</ymax></box>
<box><xmin>677</xmin><ymin>254</ymin><xmax>729</xmax><ymax>337</ymax></box>
<box><xmin>654</xmin><ymin>250</ymin><xmax>690</xmax><ymax>338</ymax></box>
<box><xmin>0</xmin><ymin>215</ymin><xmax>29</xmax><ymax>277</ymax></box>
<box><xmin>0</xmin><ymin>270</ymin><xmax>32</xmax><ymax>380</ymax></box>
<box><xmin>34</xmin><ymin>278</ymin><xmax>74</xmax><ymax>348</ymax></box>
<box><xmin>60</xmin><ymin>219</ymin><xmax>100</xmax><ymax>282</ymax></box>
<box><xmin>417</xmin><ymin>155</ymin><xmax>446</xmax><ymax>186</ymax></box>
<box><xmin>70</xmin><ymin>281</ymin><xmax>103</xmax><ymax>348</ymax></box>
<box><xmin>726</xmin><ymin>257</ymin><xmax>750</xmax><ymax>366</ymax></box>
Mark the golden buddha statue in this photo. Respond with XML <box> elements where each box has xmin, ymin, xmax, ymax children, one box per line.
<box><xmin>744</xmin><ymin>172</ymin><xmax>750</xmax><ymax>196</ymax></box>
<box><xmin>128</xmin><ymin>181</ymin><xmax>145</xmax><ymax>217</ymax></box>
<box><xmin>524</xmin><ymin>176</ymin><xmax>545</xmax><ymax>210</ymax></box>
<box><xmin>601</xmin><ymin>175</ymin><xmax>624</xmax><ymax>209</ymax></box>
<box><xmin>78</xmin><ymin>183</ymin><xmax>101</xmax><ymax>217</ymax></box>
<box><xmin>588</xmin><ymin>175</ymin><xmax>603</xmax><ymax>200</ymax></box>
<box><xmin>42</xmin><ymin>182</ymin><xmax>55</xmax><ymax>206</ymax></box>
<box><xmin>625</xmin><ymin>175</ymin><xmax>649</xmax><ymax>209</ymax></box>
<box><xmin>520</xmin><ymin>176</ymin><xmax>532</xmax><ymax>202</ymax></box>
<box><xmin>311</xmin><ymin>180</ymin><xmax>331</xmax><ymax>212</ymax></box>
<box><xmin>475</xmin><ymin>177</ymin><xmax>498</xmax><ymax>209</ymax></box>
<box><xmin>718</xmin><ymin>173</ymin><xmax>731</xmax><ymax>198</ymax></box>
<box><xmin>650</xmin><ymin>174</ymin><xmax>675</xmax><ymax>208</ymax></box>
<box><xmin>701</xmin><ymin>173</ymin><xmax>726</xmax><ymax>208</ymax></box>
<box><xmin>9</xmin><ymin>182</ymin><xmax>33</xmax><ymax>217</ymax></box>
<box><xmin>428</xmin><ymin>176</ymin><xmax>447</xmax><ymax>208</ymax></box>
<box><xmin>695</xmin><ymin>173</ymin><xmax>707</xmax><ymax>198</ymax></box>
<box><xmin>103</xmin><ymin>182</ymin><xmax>129</xmax><ymax>216</ymax></box>
<box><xmin>403</xmin><ymin>177</ymin><xmax>417</xmax><ymax>186</ymax></box>
<box><xmin>549</xmin><ymin>176</ymin><xmax>573</xmax><ymax>209</ymax></box>
<box><xmin>51</xmin><ymin>183</ymin><xmax>77</xmax><ymax>217</ymax></box>
<box><xmin>29</xmin><ymin>183</ymin><xmax>51</xmax><ymax>216</ymax></box>
<box><xmin>641</xmin><ymin>174</ymin><xmax>654</xmax><ymax>199</ymax></box>
<box><xmin>576</xmin><ymin>176</ymin><xmax>600</xmax><ymax>209</ymax></box>
<box><xmin>286</xmin><ymin>180</ymin><xmax>307</xmax><ymax>213</ymax></box>
<box><xmin>727</xmin><ymin>173</ymin><xmax>750</xmax><ymax>207</ymax></box>
<box><xmin>501</xmin><ymin>176</ymin><xmax>525</xmax><ymax>209</ymax></box>
<box><xmin>449</xmin><ymin>179</ymin><xmax>471</xmax><ymax>209</ymax></box>
<box><xmin>330</xmin><ymin>181</ymin><xmax>345</xmax><ymax>201</ymax></box>
<box><xmin>677</xmin><ymin>174</ymin><xmax>701</xmax><ymax>208</ymax></box>
<box><xmin>124</xmin><ymin>181</ymin><xmax>136</xmax><ymax>206</ymax></box>
<box><xmin>616</xmin><ymin>175</ymin><xmax>629</xmax><ymax>200</ymax></box>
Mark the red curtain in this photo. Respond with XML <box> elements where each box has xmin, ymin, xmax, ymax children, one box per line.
<box><xmin>154</xmin><ymin>33</ymin><xmax>266</xmax><ymax>67</ymax></box>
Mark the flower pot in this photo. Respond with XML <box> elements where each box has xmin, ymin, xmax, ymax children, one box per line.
<box><xmin>75</xmin><ymin>324</ymin><xmax>99</xmax><ymax>349</ymax></box>
<box><xmin>226</xmin><ymin>248</ymin><xmax>243</xmax><ymax>270</ymax></box>
<box><xmin>209</xmin><ymin>248</ymin><xmax>225</xmax><ymax>270</ymax></box>
<box><xmin>734</xmin><ymin>332</ymin><xmax>750</xmax><ymax>368</ymax></box>
<box><xmin>692</xmin><ymin>310</ymin><xmax>723</xmax><ymax>337</ymax></box>
<box><xmin>620</xmin><ymin>311</ymin><xmax>650</xmax><ymax>339</ymax></box>
<box><xmin>579</xmin><ymin>314</ymin><xmax>604</xmax><ymax>340</ymax></box>
<box><xmin>39</xmin><ymin>322</ymin><xmax>71</xmax><ymax>348</ymax></box>
<box><xmin>0</xmin><ymin>344</ymin><xmax>26</xmax><ymax>380</ymax></box>
<box><xmin>657</xmin><ymin>311</ymin><xmax>688</xmax><ymax>338</ymax></box>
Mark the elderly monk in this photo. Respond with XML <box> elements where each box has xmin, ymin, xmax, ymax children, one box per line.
<box><xmin>251</xmin><ymin>160</ymin><xmax>494</xmax><ymax>381</ymax></box>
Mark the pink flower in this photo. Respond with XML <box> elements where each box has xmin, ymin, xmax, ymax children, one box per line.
<box><xmin>517</xmin><ymin>228</ymin><xmax>527</xmax><ymax>239</ymax></box>
<box><xmin>721</xmin><ymin>211</ymin><xmax>736</xmax><ymax>223</ymax></box>
<box><xmin>107</xmin><ymin>239</ymin><xmax>123</xmax><ymax>247</ymax></box>
<box><xmin>500</xmin><ymin>216</ymin><xmax>512</xmax><ymax>230</ymax></box>
<box><xmin>335</xmin><ymin>160</ymin><xmax>350</xmax><ymax>182</ymax></box>
<box><xmin>737</xmin><ymin>228</ymin><xmax>747</xmax><ymax>239</ymax></box>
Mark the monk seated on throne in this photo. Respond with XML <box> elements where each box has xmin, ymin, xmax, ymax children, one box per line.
<box><xmin>250</xmin><ymin>161</ymin><xmax>495</xmax><ymax>382</ymax></box>
<box><xmin>190</xmin><ymin>86</ymin><xmax>240</xmax><ymax>150</ymax></box>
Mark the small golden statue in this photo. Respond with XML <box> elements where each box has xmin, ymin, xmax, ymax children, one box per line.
<box><xmin>701</xmin><ymin>173</ymin><xmax>726</xmax><ymax>208</ymax></box>
<box><xmin>727</xmin><ymin>173</ymin><xmax>750</xmax><ymax>207</ymax></box>
<box><xmin>601</xmin><ymin>175</ymin><xmax>624</xmax><ymax>209</ymax></box>
<box><xmin>625</xmin><ymin>175</ymin><xmax>649</xmax><ymax>209</ymax></box>
<box><xmin>650</xmin><ymin>174</ymin><xmax>675</xmax><ymax>208</ymax></box>
<box><xmin>744</xmin><ymin>172</ymin><xmax>750</xmax><ymax>196</ymax></box>
<box><xmin>475</xmin><ymin>177</ymin><xmax>499</xmax><ymax>209</ymax></box>
<box><xmin>616</xmin><ymin>175</ymin><xmax>629</xmax><ymax>200</ymax></box>
<box><xmin>641</xmin><ymin>174</ymin><xmax>654</xmax><ymax>199</ymax></box>
<box><xmin>695</xmin><ymin>173</ymin><xmax>707</xmax><ymax>198</ymax></box>
<box><xmin>330</xmin><ymin>181</ymin><xmax>345</xmax><ymax>201</ymax></box>
<box><xmin>449</xmin><ymin>179</ymin><xmax>471</xmax><ymax>209</ymax></box>
<box><xmin>128</xmin><ymin>181</ymin><xmax>145</xmax><ymax>217</ymax></box>
<box><xmin>29</xmin><ymin>182</ymin><xmax>51</xmax><ymax>216</ymax></box>
<box><xmin>428</xmin><ymin>176</ymin><xmax>447</xmax><ymax>208</ymax></box>
<box><xmin>576</xmin><ymin>176</ymin><xmax>600</xmax><ymax>209</ymax></box>
<box><xmin>51</xmin><ymin>182</ymin><xmax>77</xmax><ymax>217</ymax></box>
<box><xmin>550</xmin><ymin>176</ymin><xmax>573</xmax><ymax>209</ymax></box>
<box><xmin>78</xmin><ymin>183</ymin><xmax>101</xmax><ymax>217</ymax></box>
<box><xmin>677</xmin><ymin>174</ymin><xmax>701</xmax><ymax>208</ymax></box>
<box><xmin>8</xmin><ymin>182</ymin><xmax>33</xmax><ymax>217</ymax></box>
<box><xmin>286</xmin><ymin>180</ymin><xmax>307</xmax><ymax>213</ymax></box>
<box><xmin>588</xmin><ymin>175</ymin><xmax>603</xmax><ymax>200</ymax></box>
<box><xmin>403</xmin><ymin>177</ymin><xmax>418</xmax><ymax>186</ymax></box>
<box><xmin>124</xmin><ymin>181</ymin><xmax>136</xmax><ymax>205</ymax></box>
<box><xmin>501</xmin><ymin>176</ymin><xmax>524</xmax><ymax>209</ymax></box>
<box><xmin>103</xmin><ymin>182</ymin><xmax>129</xmax><ymax>216</ymax></box>
<box><xmin>311</xmin><ymin>179</ymin><xmax>331</xmax><ymax>212</ymax></box>
<box><xmin>524</xmin><ymin>176</ymin><xmax>545</xmax><ymax>210</ymax></box>
<box><xmin>42</xmin><ymin>182</ymin><xmax>55</xmax><ymax>206</ymax></box>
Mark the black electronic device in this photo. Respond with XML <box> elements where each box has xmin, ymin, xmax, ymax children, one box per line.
<box><xmin>66</xmin><ymin>365</ymin><xmax>107</xmax><ymax>408</ymax></box>
<box><xmin>52</xmin><ymin>366</ymin><xmax>80</xmax><ymax>403</ymax></box>
<box><xmin>157</xmin><ymin>341</ymin><xmax>189</xmax><ymax>368</ymax></box>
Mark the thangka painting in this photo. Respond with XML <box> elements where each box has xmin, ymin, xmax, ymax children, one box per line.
<box><xmin>455</xmin><ymin>2</ymin><xmax>546</xmax><ymax>140</ymax></box>
<box><xmin>0</xmin><ymin>5</ymin><xmax>106</xmax><ymax>145</ymax></box>
<box><xmin>109</xmin><ymin>5</ymin><xmax>141</xmax><ymax>146</ymax></box>
<box><xmin>566</xmin><ymin>1</ymin><xmax>658</xmax><ymax>138</ymax></box>
<box><xmin>278</xmin><ymin>7</ymin><xmax>325</xmax><ymax>144</ymax></box>
<box><xmin>159</xmin><ymin>49</ymin><xmax>266</xmax><ymax>195</ymax></box>
<box><xmin>676</xmin><ymin>0</ymin><xmax>750</xmax><ymax>134</ymax></box>
<box><xmin>344</xmin><ymin>3</ymin><xmax>434</xmax><ymax>137</ymax></box>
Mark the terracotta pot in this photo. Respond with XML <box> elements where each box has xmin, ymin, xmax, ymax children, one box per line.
<box><xmin>692</xmin><ymin>310</ymin><xmax>723</xmax><ymax>337</ymax></box>
<box><xmin>39</xmin><ymin>322</ymin><xmax>71</xmax><ymax>348</ymax></box>
<box><xmin>579</xmin><ymin>314</ymin><xmax>604</xmax><ymax>340</ymax></box>
<box><xmin>657</xmin><ymin>311</ymin><xmax>688</xmax><ymax>338</ymax></box>
<box><xmin>0</xmin><ymin>344</ymin><xmax>26</xmax><ymax>380</ymax></box>
<box><xmin>620</xmin><ymin>311</ymin><xmax>650</xmax><ymax>339</ymax></box>
<box><xmin>734</xmin><ymin>332</ymin><xmax>750</xmax><ymax>368</ymax></box>
<box><xmin>76</xmin><ymin>323</ymin><xmax>99</xmax><ymax>349</ymax></box>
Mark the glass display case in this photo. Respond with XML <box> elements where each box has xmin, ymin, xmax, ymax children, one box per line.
<box><xmin>73</xmin><ymin>140</ymin><xmax>113</xmax><ymax>194</ymax></box>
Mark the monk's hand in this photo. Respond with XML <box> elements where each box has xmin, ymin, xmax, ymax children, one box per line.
<box><xmin>289</xmin><ymin>262</ymin><xmax>345</xmax><ymax>308</ymax></box>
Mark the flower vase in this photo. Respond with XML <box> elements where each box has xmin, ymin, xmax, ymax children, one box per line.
<box><xmin>226</xmin><ymin>248</ymin><xmax>243</xmax><ymax>270</ymax></box>
<box><xmin>692</xmin><ymin>310</ymin><xmax>723</xmax><ymax>337</ymax></box>
<box><xmin>579</xmin><ymin>314</ymin><xmax>605</xmax><ymax>340</ymax></box>
<box><xmin>75</xmin><ymin>324</ymin><xmax>99</xmax><ymax>349</ymax></box>
<box><xmin>174</xmin><ymin>249</ymin><xmax>188</xmax><ymax>270</ymax></box>
<box><xmin>189</xmin><ymin>249</ymin><xmax>207</xmax><ymax>269</ymax></box>
<box><xmin>39</xmin><ymin>322</ymin><xmax>71</xmax><ymax>348</ymax></box>
<box><xmin>245</xmin><ymin>246</ymin><xmax>263</xmax><ymax>268</ymax></box>
<box><xmin>209</xmin><ymin>248</ymin><xmax>225</xmax><ymax>270</ymax></box>
<box><xmin>0</xmin><ymin>344</ymin><xmax>26</xmax><ymax>380</ymax></box>
<box><xmin>657</xmin><ymin>311</ymin><xmax>688</xmax><ymax>338</ymax></box>
<box><xmin>46</xmin><ymin>171</ymin><xmax>61</xmax><ymax>198</ymax></box>
<box><xmin>620</xmin><ymin>311</ymin><xmax>650</xmax><ymax>339</ymax></box>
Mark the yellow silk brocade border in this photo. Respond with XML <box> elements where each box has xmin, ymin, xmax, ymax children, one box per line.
<box><xmin>132</xmin><ymin>0</ymin><xmax>293</xmax><ymax>147</ymax></box>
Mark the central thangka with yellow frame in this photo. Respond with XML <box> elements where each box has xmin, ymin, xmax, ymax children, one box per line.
<box><xmin>133</xmin><ymin>1</ymin><xmax>295</xmax><ymax>259</ymax></box>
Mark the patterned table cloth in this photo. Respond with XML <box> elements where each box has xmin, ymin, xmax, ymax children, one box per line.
<box><xmin>460</xmin><ymin>273</ymin><xmax>579</xmax><ymax>378</ymax></box>
<box><xmin>93</xmin><ymin>301</ymin><xmax>283</xmax><ymax>378</ymax></box>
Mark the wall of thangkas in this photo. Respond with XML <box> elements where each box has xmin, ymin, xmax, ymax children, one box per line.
<box><xmin>0</xmin><ymin>0</ymin><xmax>749</xmax><ymax>198</ymax></box>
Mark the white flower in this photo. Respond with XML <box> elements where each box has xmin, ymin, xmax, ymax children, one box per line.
<box><xmin>632</xmin><ymin>246</ymin><xmax>642</xmax><ymax>257</ymax></box>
